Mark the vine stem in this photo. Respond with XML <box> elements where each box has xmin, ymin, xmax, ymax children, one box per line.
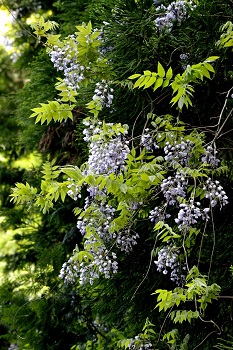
<box><xmin>2</xmin><ymin>0</ymin><xmax>43</xmax><ymax>43</ymax></box>
<box><xmin>193</xmin><ymin>330</ymin><xmax>221</xmax><ymax>350</ymax></box>
<box><xmin>131</xmin><ymin>91</ymin><xmax>170</xmax><ymax>148</ymax></box>
<box><xmin>218</xmin><ymin>295</ymin><xmax>233</xmax><ymax>299</ymax></box>
<box><xmin>215</xmin><ymin>107</ymin><xmax>233</xmax><ymax>139</ymax></box>
<box><xmin>13</xmin><ymin>281</ymin><xmax>60</xmax><ymax>340</ymax></box>
<box><xmin>192</xmin><ymin>312</ymin><xmax>221</xmax><ymax>350</ymax></box>
<box><xmin>216</xmin><ymin>87</ymin><xmax>233</xmax><ymax>126</ymax></box>
<box><xmin>207</xmin><ymin>205</ymin><xmax>216</xmax><ymax>282</ymax></box>
<box><xmin>156</xmin><ymin>307</ymin><xmax>174</xmax><ymax>344</ymax></box>
<box><xmin>130</xmin><ymin>237</ymin><xmax>157</xmax><ymax>302</ymax></box>
<box><xmin>213</xmin><ymin>87</ymin><xmax>233</xmax><ymax>141</ymax></box>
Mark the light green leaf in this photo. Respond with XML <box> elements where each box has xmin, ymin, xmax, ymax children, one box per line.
<box><xmin>143</xmin><ymin>75</ymin><xmax>157</xmax><ymax>89</ymax></box>
<box><xmin>134</xmin><ymin>75</ymin><xmax>146</xmax><ymax>88</ymax></box>
<box><xmin>203</xmin><ymin>62</ymin><xmax>215</xmax><ymax>72</ymax></box>
<box><xmin>166</xmin><ymin>66</ymin><xmax>173</xmax><ymax>80</ymax></box>
<box><xmin>162</xmin><ymin>79</ymin><xmax>170</xmax><ymax>88</ymax></box>
<box><xmin>205</xmin><ymin>56</ymin><xmax>220</xmax><ymax>62</ymax></box>
<box><xmin>143</xmin><ymin>70</ymin><xmax>152</xmax><ymax>76</ymax></box>
<box><xmin>128</xmin><ymin>73</ymin><xmax>141</xmax><ymax>79</ymax></box>
<box><xmin>62</xmin><ymin>167</ymin><xmax>83</xmax><ymax>181</ymax></box>
<box><xmin>158</xmin><ymin>62</ymin><xmax>165</xmax><ymax>78</ymax></box>
<box><xmin>153</xmin><ymin>77</ymin><xmax>163</xmax><ymax>91</ymax></box>
<box><xmin>140</xmin><ymin>173</ymin><xmax>149</xmax><ymax>181</ymax></box>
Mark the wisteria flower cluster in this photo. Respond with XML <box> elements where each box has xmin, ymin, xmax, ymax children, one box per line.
<box><xmin>49</xmin><ymin>36</ymin><xmax>86</xmax><ymax>91</ymax></box>
<box><xmin>79</xmin><ymin>249</ymin><xmax>118</xmax><ymax>285</ymax></box>
<box><xmin>64</xmin><ymin>195</ymin><xmax>120</xmax><ymax>285</ymax></box>
<box><xmin>59</xmin><ymin>256</ymin><xmax>79</xmax><ymax>284</ymax></box>
<box><xmin>180</xmin><ymin>53</ymin><xmax>189</xmax><ymax>61</ymax></box>
<box><xmin>164</xmin><ymin>139</ymin><xmax>194</xmax><ymax>166</ymax></box>
<box><xmin>151</xmin><ymin>137</ymin><xmax>228</xmax><ymax>284</ymax></box>
<box><xmin>59</xmin><ymin>248</ymin><xmax>118</xmax><ymax>285</ymax></box>
<box><xmin>8</xmin><ymin>345</ymin><xmax>19</xmax><ymax>350</ymax></box>
<box><xmin>201</xmin><ymin>145</ymin><xmax>220</xmax><ymax>168</ymax></box>
<box><xmin>67</xmin><ymin>178</ymin><xmax>82</xmax><ymax>200</ymax></box>
<box><xmin>203</xmin><ymin>178</ymin><xmax>228</xmax><ymax>207</ymax></box>
<box><xmin>180</xmin><ymin>53</ymin><xmax>189</xmax><ymax>70</ymax></box>
<box><xmin>83</xmin><ymin>119</ymin><xmax>130</xmax><ymax>175</ymax></box>
<box><xmin>175</xmin><ymin>199</ymin><xmax>210</xmax><ymax>231</ymax></box>
<box><xmin>97</xmin><ymin>22</ymin><xmax>114</xmax><ymax>56</ymax></box>
<box><xmin>128</xmin><ymin>337</ymin><xmax>153</xmax><ymax>350</ymax></box>
<box><xmin>161</xmin><ymin>173</ymin><xmax>188</xmax><ymax>205</ymax></box>
<box><xmin>92</xmin><ymin>80</ymin><xmax>114</xmax><ymax>108</ymax></box>
<box><xmin>140</xmin><ymin>129</ymin><xmax>159</xmax><ymax>151</ymax></box>
<box><xmin>154</xmin><ymin>0</ymin><xmax>197</xmax><ymax>31</ymax></box>
<box><xmin>77</xmin><ymin>202</ymin><xmax>116</xmax><ymax>241</ymax></box>
<box><xmin>117</xmin><ymin>230</ymin><xmax>139</xmax><ymax>253</ymax></box>
<box><xmin>76</xmin><ymin>200</ymin><xmax>140</xmax><ymax>255</ymax></box>
<box><xmin>154</xmin><ymin>243</ymin><xmax>185</xmax><ymax>285</ymax></box>
<box><xmin>149</xmin><ymin>206</ymin><xmax>171</xmax><ymax>223</ymax></box>
<box><xmin>87</xmin><ymin>135</ymin><xmax>129</xmax><ymax>175</ymax></box>
<box><xmin>59</xmin><ymin>119</ymin><xmax>141</xmax><ymax>286</ymax></box>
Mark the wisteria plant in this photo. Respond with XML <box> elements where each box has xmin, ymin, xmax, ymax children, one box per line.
<box><xmin>10</xmin><ymin>14</ymin><xmax>233</xmax><ymax>350</ymax></box>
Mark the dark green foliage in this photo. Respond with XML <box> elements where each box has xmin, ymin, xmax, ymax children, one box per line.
<box><xmin>100</xmin><ymin>0</ymin><xmax>233</xmax><ymax>136</ymax></box>
<box><xmin>54</xmin><ymin>0</ymin><xmax>117</xmax><ymax>35</ymax></box>
<box><xmin>0</xmin><ymin>0</ymin><xmax>233</xmax><ymax>349</ymax></box>
<box><xmin>14</xmin><ymin>49</ymin><xmax>57</xmax><ymax>153</ymax></box>
<box><xmin>2</xmin><ymin>0</ymin><xmax>54</xmax><ymax>19</ymax></box>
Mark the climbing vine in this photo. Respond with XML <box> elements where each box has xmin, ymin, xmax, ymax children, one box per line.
<box><xmin>8</xmin><ymin>7</ymin><xmax>233</xmax><ymax>348</ymax></box>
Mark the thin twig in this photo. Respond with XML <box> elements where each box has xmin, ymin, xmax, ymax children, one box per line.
<box><xmin>217</xmin><ymin>128</ymin><xmax>233</xmax><ymax>139</ymax></box>
<box><xmin>207</xmin><ymin>205</ymin><xmax>216</xmax><ymax>282</ymax></box>
<box><xmin>157</xmin><ymin>307</ymin><xmax>174</xmax><ymax>343</ymax></box>
<box><xmin>218</xmin><ymin>295</ymin><xmax>233</xmax><ymax>299</ymax></box>
<box><xmin>131</xmin><ymin>91</ymin><xmax>169</xmax><ymax>147</ymax></box>
<box><xmin>214</xmin><ymin>107</ymin><xmax>233</xmax><ymax>141</ymax></box>
<box><xmin>212</xmin><ymin>86</ymin><xmax>233</xmax><ymax>140</ymax></box>
<box><xmin>2</xmin><ymin>0</ymin><xmax>41</xmax><ymax>42</ymax></box>
<box><xmin>193</xmin><ymin>331</ymin><xmax>220</xmax><ymax>350</ymax></box>
<box><xmin>197</xmin><ymin>219</ymin><xmax>208</xmax><ymax>270</ymax></box>
<box><xmin>130</xmin><ymin>237</ymin><xmax>157</xmax><ymax>302</ymax></box>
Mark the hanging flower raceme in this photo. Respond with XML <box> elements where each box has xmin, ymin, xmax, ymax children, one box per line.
<box><xmin>60</xmin><ymin>119</ymin><xmax>134</xmax><ymax>286</ymax></box>
<box><xmin>154</xmin><ymin>0</ymin><xmax>197</xmax><ymax>31</ymax></box>
<box><xmin>49</xmin><ymin>36</ymin><xmax>86</xmax><ymax>91</ymax></box>
<box><xmin>201</xmin><ymin>145</ymin><xmax>220</xmax><ymax>168</ymax></box>
<box><xmin>92</xmin><ymin>80</ymin><xmax>114</xmax><ymax>108</ymax></box>
<box><xmin>83</xmin><ymin>119</ymin><xmax>130</xmax><ymax>175</ymax></box>
<box><xmin>154</xmin><ymin>243</ymin><xmax>186</xmax><ymax>285</ymax></box>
